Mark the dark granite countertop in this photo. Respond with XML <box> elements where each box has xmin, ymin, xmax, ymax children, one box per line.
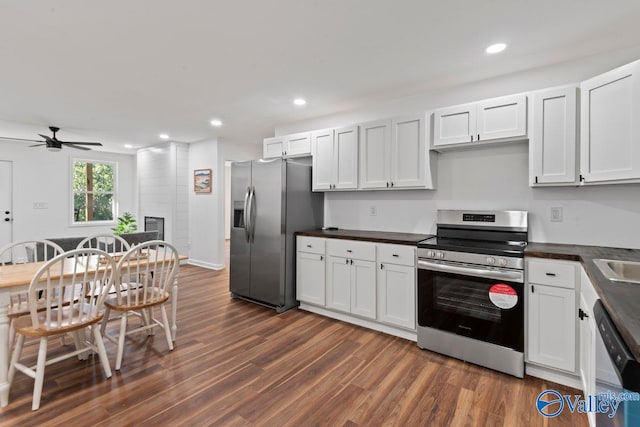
<box><xmin>296</xmin><ymin>229</ymin><xmax>432</xmax><ymax>246</ymax></box>
<box><xmin>526</xmin><ymin>242</ymin><xmax>640</xmax><ymax>362</ymax></box>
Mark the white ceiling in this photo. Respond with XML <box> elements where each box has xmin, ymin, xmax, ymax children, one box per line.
<box><xmin>1</xmin><ymin>0</ymin><xmax>639</xmax><ymax>153</ymax></box>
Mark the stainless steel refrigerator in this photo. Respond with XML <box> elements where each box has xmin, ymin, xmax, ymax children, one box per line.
<box><xmin>230</xmin><ymin>158</ymin><xmax>324</xmax><ymax>312</ymax></box>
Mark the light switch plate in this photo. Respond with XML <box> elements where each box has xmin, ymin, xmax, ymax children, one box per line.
<box><xmin>33</xmin><ymin>202</ymin><xmax>48</xmax><ymax>209</ymax></box>
<box><xmin>550</xmin><ymin>206</ymin><xmax>563</xmax><ymax>222</ymax></box>
<box><xmin>369</xmin><ymin>206</ymin><xmax>377</xmax><ymax>216</ymax></box>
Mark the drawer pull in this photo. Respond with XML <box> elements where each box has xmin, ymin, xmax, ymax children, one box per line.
<box><xmin>545</xmin><ymin>272</ymin><xmax>556</xmax><ymax>277</ymax></box>
<box><xmin>345</xmin><ymin>259</ymin><xmax>349</xmax><ymax>264</ymax></box>
<box><xmin>346</xmin><ymin>250</ymin><xmax>353</xmax><ymax>253</ymax></box>
<box><xmin>392</xmin><ymin>254</ymin><xmax>399</xmax><ymax>257</ymax></box>
<box><xmin>306</xmin><ymin>244</ymin><xmax>312</xmax><ymax>248</ymax></box>
<box><xmin>320</xmin><ymin>255</ymin><xmax>323</xmax><ymax>261</ymax></box>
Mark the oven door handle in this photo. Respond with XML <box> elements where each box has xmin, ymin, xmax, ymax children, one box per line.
<box><xmin>417</xmin><ymin>259</ymin><xmax>524</xmax><ymax>283</ymax></box>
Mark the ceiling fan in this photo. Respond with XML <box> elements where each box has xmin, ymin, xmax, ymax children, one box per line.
<box><xmin>0</xmin><ymin>126</ymin><xmax>103</xmax><ymax>151</ymax></box>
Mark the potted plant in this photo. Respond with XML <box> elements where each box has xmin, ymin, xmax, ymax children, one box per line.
<box><xmin>112</xmin><ymin>212</ymin><xmax>138</xmax><ymax>235</ymax></box>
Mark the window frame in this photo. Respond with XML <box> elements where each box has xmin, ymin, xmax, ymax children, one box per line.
<box><xmin>70</xmin><ymin>158</ymin><xmax>118</xmax><ymax>227</ymax></box>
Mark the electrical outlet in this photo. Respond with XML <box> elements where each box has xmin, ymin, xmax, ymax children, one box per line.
<box><xmin>550</xmin><ymin>206</ymin><xmax>563</xmax><ymax>222</ymax></box>
<box><xmin>369</xmin><ymin>206</ymin><xmax>377</xmax><ymax>216</ymax></box>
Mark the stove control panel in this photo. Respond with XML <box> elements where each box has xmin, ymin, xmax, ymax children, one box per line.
<box><xmin>417</xmin><ymin>248</ymin><xmax>524</xmax><ymax>270</ymax></box>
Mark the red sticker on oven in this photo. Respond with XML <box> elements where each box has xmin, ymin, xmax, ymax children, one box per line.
<box><xmin>489</xmin><ymin>284</ymin><xmax>518</xmax><ymax>309</ymax></box>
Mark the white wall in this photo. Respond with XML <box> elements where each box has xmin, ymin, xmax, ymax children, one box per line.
<box><xmin>275</xmin><ymin>46</ymin><xmax>640</xmax><ymax>249</ymax></box>
<box><xmin>0</xmin><ymin>140</ymin><xmax>136</xmax><ymax>241</ymax></box>
<box><xmin>188</xmin><ymin>139</ymin><xmax>219</xmax><ymax>268</ymax></box>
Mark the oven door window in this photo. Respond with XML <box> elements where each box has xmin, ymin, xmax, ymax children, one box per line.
<box><xmin>418</xmin><ymin>269</ymin><xmax>524</xmax><ymax>351</ymax></box>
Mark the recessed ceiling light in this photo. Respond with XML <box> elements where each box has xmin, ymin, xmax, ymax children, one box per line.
<box><xmin>159</xmin><ymin>133</ymin><xmax>170</xmax><ymax>140</ymax></box>
<box><xmin>210</xmin><ymin>119</ymin><xmax>223</xmax><ymax>127</ymax></box>
<box><xmin>124</xmin><ymin>144</ymin><xmax>134</xmax><ymax>149</ymax></box>
<box><xmin>485</xmin><ymin>43</ymin><xmax>507</xmax><ymax>54</ymax></box>
<box><xmin>293</xmin><ymin>98</ymin><xmax>307</xmax><ymax>106</ymax></box>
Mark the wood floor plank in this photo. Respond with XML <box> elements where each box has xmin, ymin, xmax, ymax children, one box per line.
<box><xmin>0</xmin><ymin>253</ymin><xmax>589</xmax><ymax>427</ymax></box>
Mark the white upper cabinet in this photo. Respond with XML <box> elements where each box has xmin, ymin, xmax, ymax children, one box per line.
<box><xmin>359</xmin><ymin>119</ymin><xmax>391</xmax><ymax>189</ymax></box>
<box><xmin>263</xmin><ymin>132</ymin><xmax>311</xmax><ymax>159</ymax></box>
<box><xmin>311</xmin><ymin>126</ymin><xmax>358</xmax><ymax>191</ymax></box>
<box><xmin>530</xmin><ymin>86</ymin><xmax>578</xmax><ymax>185</ymax></box>
<box><xmin>433</xmin><ymin>103</ymin><xmax>476</xmax><ymax>146</ymax></box>
<box><xmin>390</xmin><ymin>115</ymin><xmax>427</xmax><ymax>188</ymax></box>
<box><xmin>263</xmin><ymin>136</ymin><xmax>285</xmax><ymax>159</ymax></box>
<box><xmin>580</xmin><ymin>59</ymin><xmax>640</xmax><ymax>183</ymax></box>
<box><xmin>476</xmin><ymin>94</ymin><xmax>527</xmax><ymax>141</ymax></box>
<box><xmin>432</xmin><ymin>94</ymin><xmax>528</xmax><ymax>149</ymax></box>
<box><xmin>359</xmin><ymin>115</ymin><xmax>433</xmax><ymax>190</ymax></box>
<box><xmin>334</xmin><ymin>126</ymin><xmax>359</xmax><ymax>190</ymax></box>
<box><xmin>311</xmin><ymin>129</ymin><xmax>334</xmax><ymax>191</ymax></box>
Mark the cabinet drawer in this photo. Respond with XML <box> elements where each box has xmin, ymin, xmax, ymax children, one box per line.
<box><xmin>327</xmin><ymin>239</ymin><xmax>375</xmax><ymax>261</ymax></box>
<box><xmin>528</xmin><ymin>259</ymin><xmax>576</xmax><ymax>289</ymax></box>
<box><xmin>297</xmin><ymin>236</ymin><xmax>325</xmax><ymax>255</ymax></box>
<box><xmin>377</xmin><ymin>244</ymin><xmax>415</xmax><ymax>267</ymax></box>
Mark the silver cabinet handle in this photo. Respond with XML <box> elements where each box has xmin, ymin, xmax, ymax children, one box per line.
<box><xmin>417</xmin><ymin>259</ymin><xmax>524</xmax><ymax>283</ymax></box>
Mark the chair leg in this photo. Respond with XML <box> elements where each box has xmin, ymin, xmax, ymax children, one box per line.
<box><xmin>92</xmin><ymin>326</ymin><xmax>112</xmax><ymax>379</ymax></box>
<box><xmin>70</xmin><ymin>331</ymin><xmax>87</xmax><ymax>360</ymax></box>
<box><xmin>100</xmin><ymin>307</ymin><xmax>111</xmax><ymax>336</ymax></box>
<box><xmin>8</xmin><ymin>334</ymin><xmax>25</xmax><ymax>386</ymax></box>
<box><xmin>32</xmin><ymin>337</ymin><xmax>48</xmax><ymax>411</ymax></box>
<box><xmin>160</xmin><ymin>304</ymin><xmax>174</xmax><ymax>351</ymax></box>
<box><xmin>115</xmin><ymin>312</ymin><xmax>128</xmax><ymax>371</ymax></box>
<box><xmin>8</xmin><ymin>319</ymin><xmax>15</xmax><ymax>350</ymax></box>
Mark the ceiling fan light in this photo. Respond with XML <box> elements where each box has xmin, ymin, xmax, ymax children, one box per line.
<box><xmin>47</xmin><ymin>146</ymin><xmax>62</xmax><ymax>152</ymax></box>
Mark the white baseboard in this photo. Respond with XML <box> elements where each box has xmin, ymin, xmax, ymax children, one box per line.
<box><xmin>526</xmin><ymin>364</ymin><xmax>582</xmax><ymax>390</ymax></box>
<box><xmin>299</xmin><ymin>303</ymin><xmax>417</xmax><ymax>342</ymax></box>
<box><xmin>186</xmin><ymin>259</ymin><xmax>225</xmax><ymax>270</ymax></box>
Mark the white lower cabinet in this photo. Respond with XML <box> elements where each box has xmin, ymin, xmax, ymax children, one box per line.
<box><xmin>578</xmin><ymin>268</ymin><xmax>598</xmax><ymax>427</ymax></box>
<box><xmin>526</xmin><ymin>258</ymin><xmax>577</xmax><ymax>373</ymax></box>
<box><xmin>296</xmin><ymin>237</ymin><xmax>417</xmax><ymax>338</ymax></box>
<box><xmin>377</xmin><ymin>262</ymin><xmax>415</xmax><ymax>329</ymax></box>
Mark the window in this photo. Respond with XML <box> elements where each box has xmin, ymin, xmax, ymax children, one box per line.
<box><xmin>72</xmin><ymin>160</ymin><xmax>116</xmax><ymax>223</ymax></box>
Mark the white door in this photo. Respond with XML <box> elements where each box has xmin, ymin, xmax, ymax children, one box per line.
<box><xmin>530</xmin><ymin>87</ymin><xmax>578</xmax><ymax>185</ymax></box>
<box><xmin>350</xmin><ymin>259</ymin><xmax>376</xmax><ymax>319</ymax></box>
<box><xmin>476</xmin><ymin>94</ymin><xmax>527</xmax><ymax>141</ymax></box>
<box><xmin>580</xmin><ymin>60</ymin><xmax>640</xmax><ymax>182</ymax></box>
<box><xmin>359</xmin><ymin>120</ymin><xmax>390</xmax><ymax>189</ymax></box>
<box><xmin>333</xmin><ymin>126</ymin><xmax>358</xmax><ymax>190</ymax></box>
<box><xmin>311</xmin><ymin>129</ymin><xmax>334</xmax><ymax>191</ymax></box>
<box><xmin>527</xmin><ymin>284</ymin><xmax>576</xmax><ymax>372</ymax></box>
<box><xmin>0</xmin><ymin>161</ymin><xmax>12</xmax><ymax>263</ymax></box>
<box><xmin>432</xmin><ymin>103</ymin><xmax>476</xmax><ymax>146</ymax></box>
<box><xmin>390</xmin><ymin>115</ymin><xmax>425</xmax><ymax>188</ymax></box>
<box><xmin>326</xmin><ymin>255</ymin><xmax>351</xmax><ymax>313</ymax></box>
<box><xmin>296</xmin><ymin>251</ymin><xmax>325</xmax><ymax>306</ymax></box>
<box><xmin>284</xmin><ymin>132</ymin><xmax>311</xmax><ymax>157</ymax></box>
<box><xmin>377</xmin><ymin>263</ymin><xmax>415</xmax><ymax>329</ymax></box>
<box><xmin>263</xmin><ymin>136</ymin><xmax>285</xmax><ymax>159</ymax></box>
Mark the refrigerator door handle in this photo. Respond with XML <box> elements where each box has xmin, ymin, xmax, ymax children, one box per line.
<box><xmin>243</xmin><ymin>186</ymin><xmax>251</xmax><ymax>243</ymax></box>
<box><xmin>248</xmin><ymin>186</ymin><xmax>256</xmax><ymax>242</ymax></box>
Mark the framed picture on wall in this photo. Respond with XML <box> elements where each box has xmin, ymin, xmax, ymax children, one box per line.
<box><xmin>194</xmin><ymin>169</ymin><xmax>212</xmax><ymax>193</ymax></box>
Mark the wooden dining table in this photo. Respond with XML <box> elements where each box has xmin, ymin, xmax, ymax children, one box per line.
<box><xmin>0</xmin><ymin>250</ymin><xmax>188</xmax><ymax>407</ymax></box>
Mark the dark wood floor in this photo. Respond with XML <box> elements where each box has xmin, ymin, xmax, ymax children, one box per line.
<box><xmin>0</xmin><ymin>260</ymin><xmax>588</xmax><ymax>426</ymax></box>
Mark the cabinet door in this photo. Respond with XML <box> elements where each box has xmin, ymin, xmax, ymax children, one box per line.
<box><xmin>527</xmin><ymin>283</ymin><xmax>576</xmax><ymax>372</ymax></box>
<box><xmin>311</xmin><ymin>129</ymin><xmax>334</xmax><ymax>191</ymax></box>
<box><xmin>433</xmin><ymin>103</ymin><xmax>476</xmax><ymax>146</ymax></box>
<box><xmin>326</xmin><ymin>255</ymin><xmax>351</xmax><ymax>313</ymax></box>
<box><xmin>296</xmin><ymin>251</ymin><xmax>325</xmax><ymax>306</ymax></box>
<box><xmin>333</xmin><ymin>126</ymin><xmax>358</xmax><ymax>190</ymax></box>
<box><xmin>476</xmin><ymin>94</ymin><xmax>527</xmax><ymax>141</ymax></box>
<box><xmin>263</xmin><ymin>136</ymin><xmax>285</xmax><ymax>159</ymax></box>
<box><xmin>350</xmin><ymin>259</ymin><xmax>376</xmax><ymax>319</ymax></box>
<box><xmin>580</xmin><ymin>60</ymin><xmax>640</xmax><ymax>183</ymax></box>
<box><xmin>377</xmin><ymin>263</ymin><xmax>415</xmax><ymax>329</ymax></box>
<box><xmin>390</xmin><ymin>115</ymin><xmax>426</xmax><ymax>188</ymax></box>
<box><xmin>579</xmin><ymin>292</ymin><xmax>595</xmax><ymax>400</ymax></box>
<box><xmin>530</xmin><ymin>87</ymin><xmax>578</xmax><ymax>185</ymax></box>
<box><xmin>285</xmin><ymin>132</ymin><xmax>311</xmax><ymax>157</ymax></box>
<box><xmin>359</xmin><ymin>120</ymin><xmax>391</xmax><ymax>189</ymax></box>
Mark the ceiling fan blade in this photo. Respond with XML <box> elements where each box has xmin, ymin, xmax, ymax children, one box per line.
<box><xmin>0</xmin><ymin>136</ymin><xmax>44</xmax><ymax>143</ymax></box>
<box><xmin>60</xmin><ymin>141</ymin><xmax>103</xmax><ymax>146</ymax></box>
<box><xmin>38</xmin><ymin>134</ymin><xmax>55</xmax><ymax>142</ymax></box>
<box><xmin>28</xmin><ymin>143</ymin><xmax>46</xmax><ymax>147</ymax></box>
<box><xmin>65</xmin><ymin>143</ymin><xmax>92</xmax><ymax>151</ymax></box>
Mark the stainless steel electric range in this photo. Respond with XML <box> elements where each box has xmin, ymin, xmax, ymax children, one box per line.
<box><xmin>417</xmin><ymin>210</ymin><xmax>528</xmax><ymax>378</ymax></box>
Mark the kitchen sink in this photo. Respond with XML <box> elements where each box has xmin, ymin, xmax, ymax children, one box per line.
<box><xmin>593</xmin><ymin>259</ymin><xmax>640</xmax><ymax>284</ymax></box>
